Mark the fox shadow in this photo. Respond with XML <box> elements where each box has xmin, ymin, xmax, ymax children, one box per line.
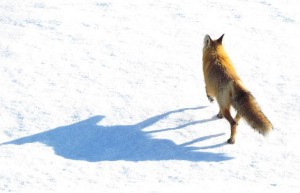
<box><xmin>2</xmin><ymin>107</ymin><xmax>232</xmax><ymax>162</ymax></box>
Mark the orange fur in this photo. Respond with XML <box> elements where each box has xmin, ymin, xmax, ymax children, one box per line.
<box><xmin>202</xmin><ymin>34</ymin><xmax>272</xmax><ymax>144</ymax></box>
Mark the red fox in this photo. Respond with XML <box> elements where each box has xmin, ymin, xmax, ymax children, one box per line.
<box><xmin>202</xmin><ymin>34</ymin><xmax>272</xmax><ymax>144</ymax></box>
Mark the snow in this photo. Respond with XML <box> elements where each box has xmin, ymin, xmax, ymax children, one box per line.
<box><xmin>0</xmin><ymin>0</ymin><xmax>300</xmax><ymax>192</ymax></box>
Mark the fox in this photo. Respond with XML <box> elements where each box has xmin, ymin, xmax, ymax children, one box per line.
<box><xmin>202</xmin><ymin>34</ymin><xmax>272</xmax><ymax>144</ymax></box>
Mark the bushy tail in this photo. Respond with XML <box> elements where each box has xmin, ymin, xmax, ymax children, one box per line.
<box><xmin>232</xmin><ymin>86</ymin><xmax>273</xmax><ymax>135</ymax></box>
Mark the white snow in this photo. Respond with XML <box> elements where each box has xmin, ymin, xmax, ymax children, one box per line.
<box><xmin>0</xmin><ymin>0</ymin><xmax>300</xmax><ymax>192</ymax></box>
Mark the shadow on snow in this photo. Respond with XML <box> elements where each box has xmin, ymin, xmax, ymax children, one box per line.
<box><xmin>2</xmin><ymin>107</ymin><xmax>232</xmax><ymax>162</ymax></box>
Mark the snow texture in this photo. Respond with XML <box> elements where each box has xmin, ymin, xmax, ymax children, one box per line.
<box><xmin>0</xmin><ymin>0</ymin><xmax>300</xmax><ymax>192</ymax></box>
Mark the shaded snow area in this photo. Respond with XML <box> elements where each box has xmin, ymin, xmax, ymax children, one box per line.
<box><xmin>0</xmin><ymin>0</ymin><xmax>300</xmax><ymax>192</ymax></box>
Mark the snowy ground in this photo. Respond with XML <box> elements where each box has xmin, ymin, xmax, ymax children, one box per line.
<box><xmin>0</xmin><ymin>0</ymin><xmax>300</xmax><ymax>192</ymax></box>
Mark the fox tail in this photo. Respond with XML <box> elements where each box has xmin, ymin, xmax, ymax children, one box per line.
<box><xmin>232</xmin><ymin>85</ymin><xmax>273</xmax><ymax>135</ymax></box>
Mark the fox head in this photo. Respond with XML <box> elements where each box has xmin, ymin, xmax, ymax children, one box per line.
<box><xmin>203</xmin><ymin>34</ymin><xmax>224</xmax><ymax>49</ymax></box>
<box><xmin>203</xmin><ymin>34</ymin><xmax>230</xmax><ymax>64</ymax></box>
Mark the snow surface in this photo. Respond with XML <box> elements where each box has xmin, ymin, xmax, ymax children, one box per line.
<box><xmin>0</xmin><ymin>0</ymin><xmax>300</xmax><ymax>192</ymax></box>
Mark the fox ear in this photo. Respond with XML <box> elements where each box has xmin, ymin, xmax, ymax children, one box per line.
<box><xmin>204</xmin><ymin>35</ymin><xmax>212</xmax><ymax>47</ymax></box>
<box><xmin>217</xmin><ymin>34</ymin><xmax>225</xmax><ymax>44</ymax></box>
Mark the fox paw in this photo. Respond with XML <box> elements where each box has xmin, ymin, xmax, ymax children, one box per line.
<box><xmin>227</xmin><ymin>138</ymin><xmax>235</xmax><ymax>144</ymax></box>
<box><xmin>207</xmin><ymin>95</ymin><xmax>214</xmax><ymax>103</ymax></box>
<box><xmin>217</xmin><ymin>112</ymin><xmax>223</xmax><ymax>119</ymax></box>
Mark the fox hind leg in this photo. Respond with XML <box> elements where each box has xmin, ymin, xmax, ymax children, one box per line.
<box><xmin>221</xmin><ymin>108</ymin><xmax>238</xmax><ymax>144</ymax></box>
<box><xmin>234</xmin><ymin>113</ymin><xmax>241</xmax><ymax>123</ymax></box>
